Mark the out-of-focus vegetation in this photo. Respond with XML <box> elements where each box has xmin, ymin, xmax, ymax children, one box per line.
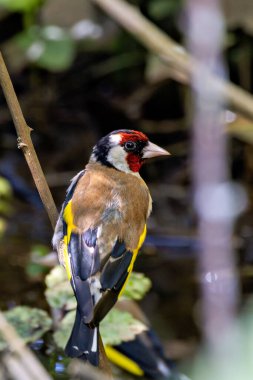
<box><xmin>0</xmin><ymin>0</ymin><xmax>42</xmax><ymax>12</ymax></box>
<box><xmin>45</xmin><ymin>266</ymin><xmax>151</xmax><ymax>348</ymax></box>
<box><xmin>190</xmin><ymin>299</ymin><xmax>253</xmax><ymax>380</ymax></box>
<box><xmin>0</xmin><ymin>306</ymin><xmax>52</xmax><ymax>350</ymax></box>
<box><xmin>0</xmin><ymin>176</ymin><xmax>12</xmax><ymax>238</ymax></box>
<box><xmin>0</xmin><ymin>265</ymin><xmax>152</xmax><ymax>372</ymax></box>
<box><xmin>25</xmin><ymin>244</ymin><xmax>51</xmax><ymax>278</ymax></box>
<box><xmin>0</xmin><ymin>0</ymin><xmax>183</xmax><ymax>73</ymax></box>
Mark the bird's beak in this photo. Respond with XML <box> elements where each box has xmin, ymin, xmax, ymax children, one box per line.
<box><xmin>142</xmin><ymin>141</ymin><xmax>170</xmax><ymax>159</ymax></box>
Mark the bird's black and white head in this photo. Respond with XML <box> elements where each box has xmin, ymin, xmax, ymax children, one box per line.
<box><xmin>90</xmin><ymin>130</ymin><xmax>170</xmax><ymax>174</ymax></box>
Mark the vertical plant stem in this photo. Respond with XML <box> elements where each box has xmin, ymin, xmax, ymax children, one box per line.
<box><xmin>186</xmin><ymin>0</ymin><xmax>239</xmax><ymax>346</ymax></box>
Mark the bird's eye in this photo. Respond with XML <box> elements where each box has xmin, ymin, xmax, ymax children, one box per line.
<box><xmin>124</xmin><ymin>141</ymin><xmax>137</xmax><ymax>151</ymax></box>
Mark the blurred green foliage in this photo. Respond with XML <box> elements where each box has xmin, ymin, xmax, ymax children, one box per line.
<box><xmin>183</xmin><ymin>299</ymin><xmax>253</xmax><ymax>380</ymax></box>
<box><xmin>54</xmin><ymin>308</ymin><xmax>147</xmax><ymax>349</ymax></box>
<box><xmin>45</xmin><ymin>265</ymin><xmax>152</xmax><ymax>310</ymax></box>
<box><xmin>148</xmin><ymin>0</ymin><xmax>182</xmax><ymax>20</ymax></box>
<box><xmin>0</xmin><ymin>176</ymin><xmax>12</xmax><ymax>238</ymax></box>
<box><xmin>100</xmin><ymin>308</ymin><xmax>147</xmax><ymax>346</ymax></box>
<box><xmin>45</xmin><ymin>266</ymin><xmax>76</xmax><ymax>310</ymax></box>
<box><xmin>121</xmin><ymin>271</ymin><xmax>152</xmax><ymax>300</ymax></box>
<box><xmin>25</xmin><ymin>244</ymin><xmax>51</xmax><ymax>278</ymax></box>
<box><xmin>0</xmin><ymin>306</ymin><xmax>52</xmax><ymax>350</ymax></box>
<box><xmin>0</xmin><ymin>0</ymin><xmax>186</xmax><ymax>73</ymax></box>
<box><xmin>53</xmin><ymin>309</ymin><xmax>75</xmax><ymax>350</ymax></box>
<box><xmin>0</xmin><ymin>0</ymin><xmax>42</xmax><ymax>12</ymax></box>
<box><xmin>0</xmin><ymin>264</ymin><xmax>152</xmax><ymax>353</ymax></box>
<box><xmin>16</xmin><ymin>25</ymin><xmax>76</xmax><ymax>71</ymax></box>
<box><xmin>44</xmin><ymin>265</ymin><xmax>151</xmax><ymax>349</ymax></box>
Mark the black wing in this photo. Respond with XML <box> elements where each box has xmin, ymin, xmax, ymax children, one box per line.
<box><xmin>52</xmin><ymin>170</ymin><xmax>85</xmax><ymax>252</ymax></box>
<box><xmin>91</xmin><ymin>239</ymin><xmax>134</xmax><ymax>326</ymax></box>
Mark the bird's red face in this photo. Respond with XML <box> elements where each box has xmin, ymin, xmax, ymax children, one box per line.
<box><xmin>118</xmin><ymin>131</ymin><xmax>148</xmax><ymax>172</ymax></box>
<box><xmin>91</xmin><ymin>129</ymin><xmax>170</xmax><ymax>174</ymax></box>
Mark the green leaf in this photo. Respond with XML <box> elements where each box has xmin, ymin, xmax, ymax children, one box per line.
<box><xmin>122</xmin><ymin>272</ymin><xmax>152</xmax><ymax>300</ymax></box>
<box><xmin>0</xmin><ymin>0</ymin><xmax>41</xmax><ymax>12</ymax></box>
<box><xmin>45</xmin><ymin>268</ymin><xmax>151</xmax><ymax>316</ymax></box>
<box><xmin>45</xmin><ymin>265</ymin><xmax>68</xmax><ymax>288</ymax></box>
<box><xmin>54</xmin><ymin>309</ymin><xmax>147</xmax><ymax>349</ymax></box>
<box><xmin>0</xmin><ymin>177</ymin><xmax>13</xmax><ymax>215</ymax></box>
<box><xmin>148</xmin><ymin>0</ymin><xmax>182</xmax><ymax>20</ymax></box>
<box><xmin>0</xmin><ymin>199</ymin><xmax>12</xmax><ymax>215</ymax></box>
<box><xmin>26</xmin><ymin>262</ymin><xmax>48</xmax><ymax>277</ymax></box>
<box><xmin>0</xmin><ymin>177</ymin><xmax>12</xmax><ymax>226</ymax></box>
<box><xmin>48</xmin><ymin>268</ymin><xmax>151</xmax><ymax>347</ymax></box>
<box><xmin>100</xmin><ymin>309</ymin><xmax>147</xmax><ymax>346</ymax></box>
<box><xmin>45</xmin><ymin>266</ymin><xmax>76</xmax><ymax>310</ymax></box>
<box><xmin>0</xmin><ymin>218</ymin><xmax>7</xmax><ymax>238</ymax></box>
<box><xmin>26</xmin><ymin>244</ymin><xmax>51</xmax><ymax>278</ymax></box>
<box><xmin>16</xmin><ymin>25</ymin><xmax>76</xmax><ymax>72</ymax></box>
<box><xmin>0</xmin><ymin>306</ymin><xmax>52</xmax><ymax>350</ymax></box>
<box><xmin>45</xmin><ymin>281</ymin><xmax>76</xmax><ymax>310</ymax></box>
<box><xmin>53</xmin><ymin>310</ymin><xmax>75</xmax><ymax>350</ymax></box>
<box><xmin>0</xmin><ymin>177</ymin><xmax>12</xmax><ymax>198</ymax></box>
<box><xmin>30</xmin><ymin>244</ymin><xmax>50</xmax><ymax>258</ymax></box>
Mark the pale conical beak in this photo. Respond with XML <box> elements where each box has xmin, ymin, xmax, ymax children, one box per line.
<box><xmin>142</xmin><ymin>141</ymin><xmax>170</xmax><ymax>159</ymax></box>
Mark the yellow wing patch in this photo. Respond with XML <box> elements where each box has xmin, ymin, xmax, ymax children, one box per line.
<box><xmin>63</xmin><ymin>200</ymin><xmax>76</xmax><ymax>243</ymax></box>
<box><xmin>62</xmin><ymin>200</ymin><xmax>77</xmax><ymax>280</ymax></box>
<box><xmin>63</xmin><ymin>236</ymin><xmax>72</xmax><ymax>280</ymax></box>
<box><xmin>118</xmin><ymin>224</ymin><xmax>147</xmax><ymax>298</ymax></box>
<box><xmin>129</xmin><ymin>224</ymin><xmax>147</xmax><ymax>273</ymax></box>
<box><xmin>105</xmin><ymin>345</ymin><xmax>144</xmax><ymax>376</ymax></box>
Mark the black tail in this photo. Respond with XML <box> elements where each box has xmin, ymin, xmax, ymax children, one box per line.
<box><xmin>65</xmin><ymin>308</ymin><xmax>99</xmax><ymax>366</ymax></box>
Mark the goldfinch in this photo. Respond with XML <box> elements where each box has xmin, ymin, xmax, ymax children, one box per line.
<box><xmin>52</xmin><ymin>129</ymin><xmax>170</xmax><ymax>366</ymax></box>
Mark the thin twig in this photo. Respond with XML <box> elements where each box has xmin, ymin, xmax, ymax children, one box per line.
<box><xmin>0</xmin><ymin>52</ymin><xmax>112</xmax><ymax>377</ymax></box>
<box><xmin>90</xmin><ymin>0</ymin><xmax>253</xmax><ymax>122</ymax></box>
<box><xmin>0</xmin><ymin>311</ymin><xmax>52</xmax><ymax>380</ymax></box>
<box><xmin>69</xmin><ymin>359</ymin><xmax>111</xmax><ymax>380</ymax></box>
<box><xmin>0</xmin><ymin>52</ymin><xmax>58</xmax><ymax>229</ymax></box>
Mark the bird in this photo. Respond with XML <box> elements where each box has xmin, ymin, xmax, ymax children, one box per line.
<box><xmin>52</xmin><ymin>129</ymin><xmax>170</xmax><ymax>366</ymax></box>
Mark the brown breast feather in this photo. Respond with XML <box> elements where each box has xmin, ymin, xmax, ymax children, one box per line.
<box><xmin>71</xmin><ymin>162</ymin><xmax>151</xmax><ymax>251</ymax></box>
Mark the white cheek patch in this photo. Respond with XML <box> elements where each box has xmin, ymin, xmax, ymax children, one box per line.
<box><xmin>107</xmin><ymin>145</ymin><xmax>131</xmax><ymax>173</ymax></box>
